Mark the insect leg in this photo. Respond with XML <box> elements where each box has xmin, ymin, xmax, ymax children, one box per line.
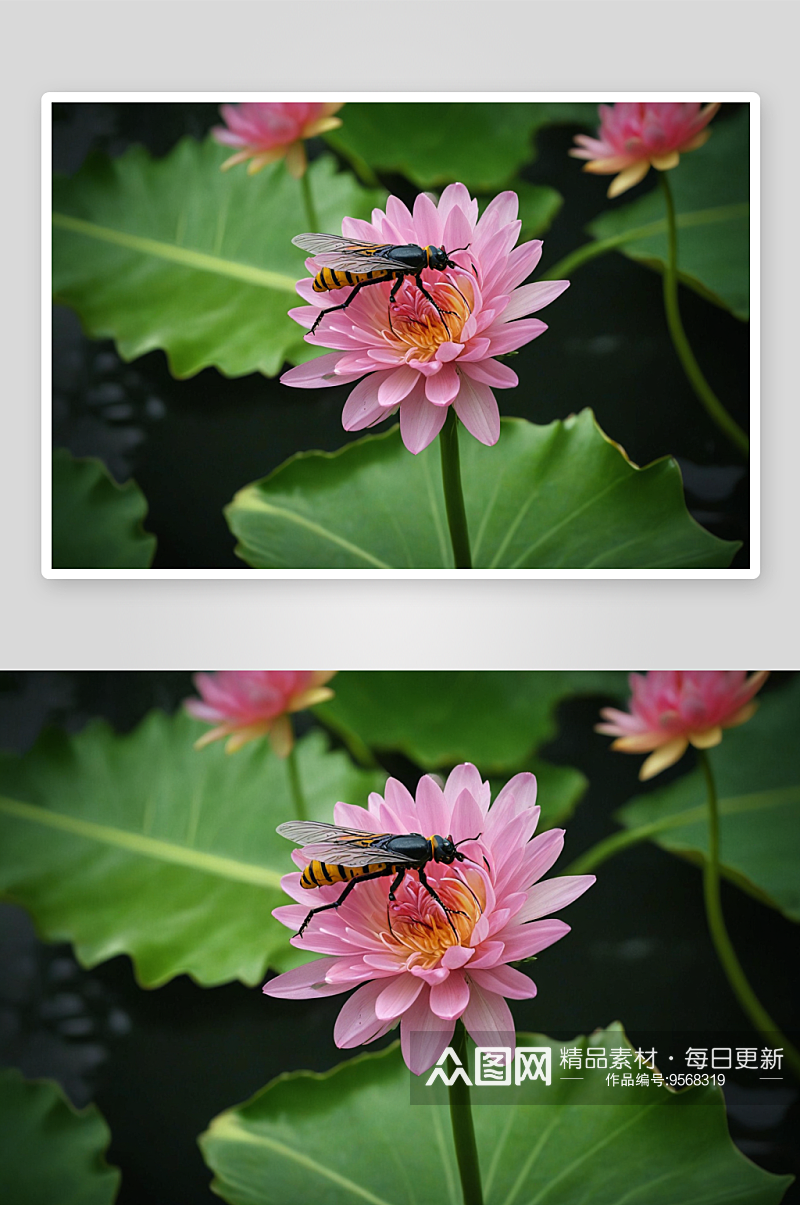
<box><xmin>388</xmin><ymin>868</ymin><xmax>406</xmax><ymax>901</ymax></box>
<box><xmin>413</xmin><ymin>275</ymin><xmax>457</xmax><ymax>338</ymax></box>
<box><xmin>309</xmin><ymin>277</ymin><xmax>389</xmax><ymax>337</ymax></box>
<box><xmin>297</xmin><ymin>866</ymin><xmax>394</xmax><ymax>937</ymax></box>
<box><xmin>386</xmin><ymin>274</ymin><xmax>405</xmax><ymax>334</ymax></box>
<box><xmin>416</xmin><ymin>865</ymin><xmax>467</xmax><ymax>937</ymax></box>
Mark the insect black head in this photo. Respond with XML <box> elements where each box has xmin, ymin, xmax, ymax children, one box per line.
<box><xmin>432</xmin><ymin>832</ymin><xmax>484</xmax><ymax>865</ymax></box>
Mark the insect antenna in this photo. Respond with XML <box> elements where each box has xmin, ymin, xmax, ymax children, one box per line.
<box><xmin>455</xmin><ymin>833</ymin><xmax>491</xmax><ymax>874</ymax></box>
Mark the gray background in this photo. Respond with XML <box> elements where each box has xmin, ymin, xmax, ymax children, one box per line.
<box><xmin>6</xmin><ymin>0</ymin><xmax>795</xmax><ymax>669</ymax></box>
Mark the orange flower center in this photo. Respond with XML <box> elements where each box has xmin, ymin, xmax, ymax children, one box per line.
<box><xmin>378</xmin><ymin>871</ymin><xmax>485</xmax><ymax>970</ymax></box>
<box><xmin>380</xmin><ymin>277</ymin><xmax>474</xmax><ymax>363</ymax></box>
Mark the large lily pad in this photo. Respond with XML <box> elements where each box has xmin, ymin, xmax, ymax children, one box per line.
<box><xmin>584</xmin><ymin>106</ymin><xmax>750</xmax><ymax>320</ymax></box>
<box><xmin>199</xmin><ymin>1025</ymin><xmax>790</xmax><ymax>1205</ymax></box>
<box><xmin>615</xmin><ymin>677</ymin><xmax>800</xmax><ymax>922</ymax></box>
<box><xmin>318</xmin><ymin>670</ymin><xmax>626</xmax><ymax>774</ymax></box>
<box><xmin>0</xmin><ymin>715</ymin><xmax>384</xmax><ymax>987</ymax></box>
<box><xmin>53</xmin><ymin>140</ymin><xmax>385</xmax><ymax>378</ymax></box>
<box><xmin>51</xmin><ymin>448</ymin><xmax>156</xmax><ymax>569</ymax></box>
<box><xmin>225</xmin><ymin>412</ymin><xmax>739</xmax><ymax>569</ymax></box>
<box><xmin>327</xmin><ymin>101</ymin><xmax>598</xmax><ymax>190</ymax></box>
<box><xmin>0</xmin><ymin>1069</ymin><xmax>120</xmax><ymax>1205</ymax></box>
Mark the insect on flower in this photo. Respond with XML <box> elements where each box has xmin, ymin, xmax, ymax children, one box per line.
<box><xmin>291</xmin><ymin>233</ymin><xmax>474</xmax><ymax>338</ymax></box>
<box><xmin>276</xmin><ymin>820</ymin><xmax>485</xmax><ymax>938</ymax></box>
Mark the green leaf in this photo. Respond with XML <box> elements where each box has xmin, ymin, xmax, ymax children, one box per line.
<box><xmin>53</xmin><ymin>140</ymin><xmax>385</xmax><ymax>378</ymax></box>
<box><xmin>52</xmin><ymin>448</ymin><xmax>156</xmax><ymax>569</ymax></box>
<box><xmin>199</xmin><ymin>1026</ymin><xmax>790</xmax><ymax>1205</ymax></box>
<box><xmin>0</xmin><ymin>1069</ymin><xmax>120</xmax><ymax>1205</ymax></box>
<box><xmin>0</xmin><ymin>715</ymin><xmax>385</xmax><ymax>987</ymax></box>
<box><xmin>615</xmin><ymin>677</ymin><xmax>800</xmax><ymax>922</ymax></box>
<box><xmin>516</xmin><ymin>181</ymin><xmax>564</xmax><ymax>238</ymax></box>
<box><xmin>319</xmin><ymin>670</ymin><xmax>627</xmax><ymax>776</ymax></box>
<box><xmin>584</xmin><ymin>107</ymin><xmax>750</xmax><ymax>319</ymax></box>
<box><xmin>328</xmin><ymin>101</ymin><xmax>599</xmax><ymax>190</ymax></box>
<box><xmin>225</xmin><ymin>412</ymin><xmax>739</xmax><ymax>569</ymax></box>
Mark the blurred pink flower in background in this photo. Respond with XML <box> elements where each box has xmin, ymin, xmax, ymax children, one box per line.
<box><xmin>596</xmin><ymin>670</ymin><xmax>769</xmax><ymax>780</ymax></box>
<box><xmin>570</xmin><ymin>102</ymin><xmax>721</xmax><ymax>197</ymax></box>
<box><xmin>212</xmin><ymin>102</ymin><xmax>344</xmax><ymax>177</ymax></box>
<box><xmin>263</xmin><ymin>763</ymin><xmax>594</xmax><ymax>1074</ymax></box>
<box><xmin>280</xmin><ymin>185</ymin><xmax>569</xmax><ymax>454</ymax></box>
<box><xmin>185</xmin><ymin>671</ymin><xmax>336</xmax><ymax>755</ymax></box>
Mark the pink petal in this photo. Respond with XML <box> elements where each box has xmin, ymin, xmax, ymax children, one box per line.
<box><xmin>412</xmin><ymin>191</ymin><xmax>443</xmax><ymax>247</ymax></box>
<box><xmin>342</xmin><ymin>375</ymin><xmax>395</xmax><ymax>432</ymax></box>
<box><xmin>516</xmin><ymin>875</ymin><xmax>596</xmax><ymax>923</ymax></box>
<box><xmin>467</xmin><ymin>940</ymin><xmax>505</xmax><ymax>968</ymax></box>
<box><xmin>524</xmin><ymin>829</ymin><xmax>566</xmax><ymax>884</ymax></box>
<box><xmin>474</xmin><ymin>191</ymin><xmax>519</xmax><ymax>248</ymax></box>
<box><xmin>458</xmin><ymin>337</ymin><xmax>492</xmax><ymax>363</ymax></box>
<box><xmin>401</xmin><ymin>988</ymin><xmax>456</xmax><ymax>1075</ymax></box>
<box><xmin>460</xmin><ymin>358</ymin><xmax>518</xmax><ymax>390</ymax></box>
<box><xmin>430</xmin><ymin>972</ymin><xmax>470</xmax><ymax>1019</ymax></box>
<box><xmin>375</xmin><ymin>973</ymin><xmax>425</xmax><ymax>1021</ymax></box>
<box><xmin>435</xmin><ymin>341</ymin><xmax>465</xmax><ymax>364</ymax></box>
<box><xmin>491</xmin><ymin>776</ymin><xmax>534</xmax><ymax>824</ymax></box>
<box><xmin>332</xmin><ymin>801</ymin><xmax>379</xmax><ymax>829</ymax></box>
<box><xmin>399</xmin><ymin>386</ymin><xmax>449</xmax><ymax>454</ymax></box>
<box><xmin>377</xmin><ymin>364</ymin><xmax>421</xmax><ymax>407</ymax></box>
<box><xmin>438</xmin><ymin>183</ymin><xmax>478</xmax><ymax>230</ymax></box>
<box><xmin>444</xmin><ymin>764</ymin><xmax>491</xmax><ymax>814</ymax></box>
<box><xmin>485</xmin><ymin>319</ymin><xmax>548</xmax><ymax>357</ymax></box>
<box><xmin>469</xmin><ymin>965</ymin><xmax>538</xmax><ymax>1000</ymax></box>
<box><xmin>449</xmin><ymin>787</ymin><xmax>486</xmax><ymax>845</ymax></box>
<box><xmin>334</xmin><ymin>980</ymin><xmax>391</xmax><ymax>1048</ymax></box>
<box><xmin>453</xmin><ymin>377</ymin><xmax>500</xmax><ymax>446</ymax></box>
<box><xmin>382</xmin><ymin>778</ymin><xmax>420</xmax><ymax>830</ymax></box>
<box><xmin>497</xmin><ymin>919</ymin><xmax>571</xmax><ymax>961</ymax></box>
<box><xmin>442</xmin><ymin>945</ymin><xmax>475</xmax><ymax>970</ymax></box>
<box><xmin>414</xmin><ymin>774</ymin><xmax>449</xmax><ymax>836</ymax></box>
<box><xmin>262</xmin><ymin>957</ymin><xmax>344</xmax><ymax>999</ymax></box>
<box><xmin>272</xmin><ymin>903</ymin><xmax>312</xmax><ymax>930</ymax></box>
<box><xmin>341</xmin><ymin>216</ymin><xmax>380</xmax><ymax>241</ymax></box>
<box><xmin>502</xmin><ymin>280</ymin><xmax>570</xmax><ymax>322</ymax></box>
<box><xmin>280</xmin><ymin>352</ymin><xmax>352</xmax><ymax>389</ymax></box>
<box><xmin>385</xmin><ymin>195</ymin><xmax>416</xmax><ymax>241</ymax></box>
<box><xmin>491</xmin><ymin>240</ymin><xmax>544</xmax><ymax>294</ymax></box>
<box><xmin>425</xmin><ymin>362</ymin><xmax>461</xmax><ymax>406</ymax></box>
<box><xmin>442</xmin><ymin>204</ymin><xmax>475</xmax><ymax>263</ymax></box>
<box><xmin>461</xmin><ymin>979</ymin><xmax>515</xmax><ymax>1046</ymax></box>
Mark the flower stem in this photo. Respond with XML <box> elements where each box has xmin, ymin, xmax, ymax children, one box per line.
<box><xmin>658</xmin><ymin>173</ymin><xmax>749</xmax><ymax>458</ymax></box>
<box><xmin>697</xmin><ymin>750</ymin><xmax>800</xmax><ymax>1081</ymax></box>
<box><xmin>439</xmin><ymin>408</ymin><xmax>472</xmax><ymax>569</ymax></box>
<box><xmin>448</xmin><ymin>1021</ymin><xmax>484</xmax><ymax>1205</ymax></box>
<box><xmin>285</xmin><ymin>740</ymin><xmax>308</xmax><ymax>822</ymax></box>
<box><xmin>300</xmin><ymin>170</ymin><xmax>319</xmax><ymax>233</ymax></box>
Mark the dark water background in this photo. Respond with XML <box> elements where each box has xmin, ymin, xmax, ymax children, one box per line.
<box><xmin>0</xmin><ymin>672</ymin><xmax>795</xmax><ymax>1204</ymax></box>
<box><xmin>51</xmin><ymin>103</ymin><xmax>750</xmax><ymax>569</ymax></box>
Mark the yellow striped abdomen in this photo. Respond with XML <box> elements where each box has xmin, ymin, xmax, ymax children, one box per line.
<box><xmin>312</xmin><ymin>267</ymin><xmax>396</xmax><ymax>293</ymax></box>
<box><xmin>301</xmin><ymin>860</ymin><xmax>391</xmax><ymax>889</ymax></box>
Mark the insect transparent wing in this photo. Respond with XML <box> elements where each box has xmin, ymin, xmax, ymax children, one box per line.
<box><xmin>301</xmin><ymin>841</ymin><xmax>417</xmax><ymax>867</ymax></box>
<box><xmin>276</xmin><ymin>821</ymin><xmax>420</xmax><ymax>867</ymax></box>
<box><xmin>276</xmin><ymin>821</ymin><xmax>372</xmax><ymax>844</ymax></box>
<box><xmin>292</xmin><ymin>233</ymin><xmax>404</xmax><ymax>274</ymax></box>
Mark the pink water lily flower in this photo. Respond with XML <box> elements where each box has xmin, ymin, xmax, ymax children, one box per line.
<box><xmin>280</xmin><ymin>185</ymin><xmax>569</xmax><ymax>454</ymax></box>
<box><xmin>570</xmin><ymin>102</ymin><xmax>721</xmax><ymax>197</ymax></box>
<box><xmin>263</xmin><ymin>764</ymin><xmax>594</xmax><ymax>1075</ymax></box>
<box><xmin>185</xmin><ymin>670</ymin><xmax>336</xmax><ymax>756</ymax></box>
<box><xmin>212</xmin><ymin>102</ymin><xmax>344</xmax><ymax>177</ymax></box>
<box><xmin>596</xmin><ymin>671</ymin><xmax>769</xmax><ymax>780</ymax></box>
